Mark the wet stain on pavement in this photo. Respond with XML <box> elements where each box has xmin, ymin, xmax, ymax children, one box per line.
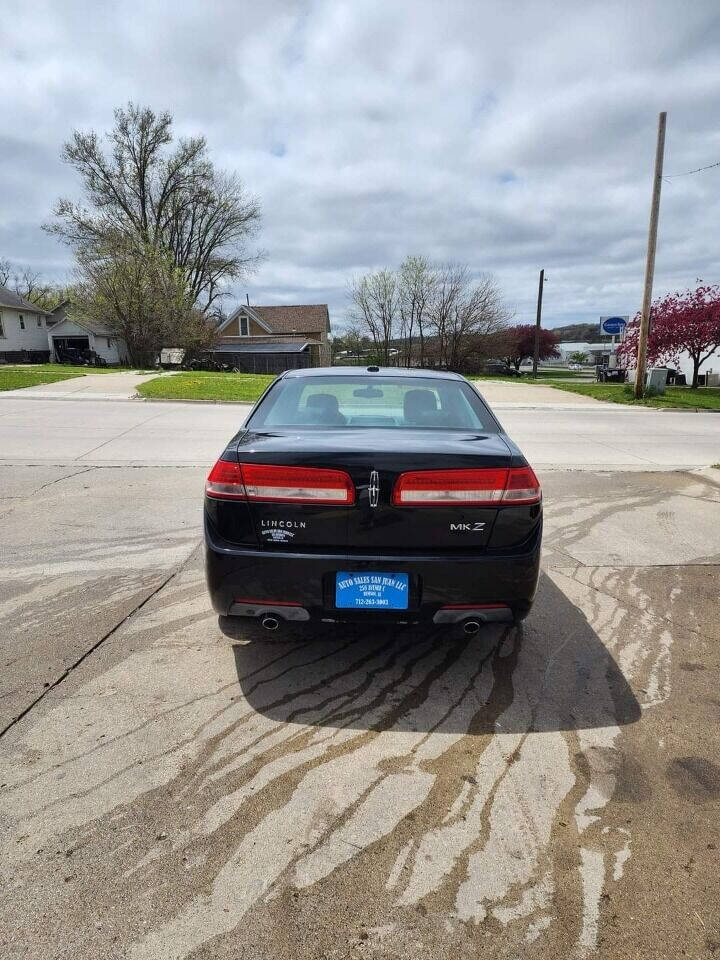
<box><xmin>666</xmin><ymin>756</ymin><xmax>720</xmax><ymax>802</ymax></box>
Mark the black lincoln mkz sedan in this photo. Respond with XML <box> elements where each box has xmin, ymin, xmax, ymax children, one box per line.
<box><xmin>205</xmin><ymin>367</ymin><xmax>542</xmax><ymax>633</ymax></box>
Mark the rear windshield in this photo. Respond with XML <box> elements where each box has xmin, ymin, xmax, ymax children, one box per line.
<box><xmin>246</xmin><ymin>375</ymin><xmax>498</xmax><ymax>431</ymax></box>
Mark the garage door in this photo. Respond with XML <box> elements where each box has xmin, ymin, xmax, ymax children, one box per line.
<box><xmin>53</xmin><ymin>336</ymin><xmax>90</xmax><ymax>352</ymax></box>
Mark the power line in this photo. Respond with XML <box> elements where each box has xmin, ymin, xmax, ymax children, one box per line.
<box><xmin>663</xmin><ymin>159</ymin><xmax>720</xmax><ymax>180</ymax></box>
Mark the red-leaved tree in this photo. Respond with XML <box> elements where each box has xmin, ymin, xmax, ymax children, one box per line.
<box><xmin>617</xmin><ymin>283</ymin><xmax>720</xmax><ymax>388</ymax></box>
<box><xmin>499</xmin><ymin>324</ymin><xmax>559</xmax><ymax>370</ymax></box>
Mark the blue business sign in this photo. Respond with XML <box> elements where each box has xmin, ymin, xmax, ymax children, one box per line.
<box><xmin>600</xmin><ymin>315</ymin><xmax>628</xmax><ymax>336</ymax></box>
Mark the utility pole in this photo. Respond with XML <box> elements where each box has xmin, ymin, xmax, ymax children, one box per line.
<box><xmin>532</xmin><ymin>269</ymin><xmax>545</xmax><ymax>377</ymax></box>
<box><xmin>635</xmin><ymin>111</ymin><xmax>667</xmax><ymax>398</ymax></box>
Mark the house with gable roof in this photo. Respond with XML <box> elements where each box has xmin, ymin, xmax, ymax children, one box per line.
<box><xmin>211</xmin><ymin>302</ymin><xmax>331</xmax><ymax>372</ymax></box>
<box><xmin>0</xmin><ymin>284</ymin><xmax>52</xmax><ymax>361</ymax></box>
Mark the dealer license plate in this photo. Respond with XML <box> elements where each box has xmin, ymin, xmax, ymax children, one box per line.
<box><xmin>335</xmin><ymin>572</ymin><xmax>409</xmax><ymax>610</ymax></box>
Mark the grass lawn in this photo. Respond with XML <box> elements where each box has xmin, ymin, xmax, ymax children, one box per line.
<box><xmin>137</xmin><ymin>370</ymin><xmax>596</xmax><ymax>402</ymax></box>
<box><xmin>538</xmin><ymin>380</ymin><xmax>720</xmax><ymax>410</ymax></box>
<box><xmin>0</xmin><ymin>368</ymin><xmax>86</xmax><ymax>391</ymax></box>
<box><xmin>137</xmin><ymin>372</ymin><xmax>275</xmax><ymax>402</ymax></box>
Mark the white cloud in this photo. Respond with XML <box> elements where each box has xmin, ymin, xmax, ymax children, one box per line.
<box><xmin>2</xmin><ymin>0</ymin><xmax>720</xmax><ymax>329</ymax></box>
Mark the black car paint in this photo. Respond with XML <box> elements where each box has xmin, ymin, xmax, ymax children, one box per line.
<box><xmin>204</xmin><ymin>368</ymin><xmax>542</xmax><ymax>624</ymax></box>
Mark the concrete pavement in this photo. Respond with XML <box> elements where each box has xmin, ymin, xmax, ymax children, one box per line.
<box><xmin>0</xmin><ymin>370</ymin><xmax>173</xmax><ymax>401</ymax></box>
<box><xmin>0</xmin><ymin>463</ymin><xmax>204</xmax><ymax>728</ymax></box>
<box><xmin>1</xmin><ymin>464</ymin><xmax>719</xmax><ymax>959</ymax></box>
<box><xmin>475</xmin><ymin>378</ymin><xmax>604</xmax><ymax>406</ymax></box>
<box><xmin>1</xmin><ymin>384</ymin><xmax>720</xmax><ymax>958</ymax></box>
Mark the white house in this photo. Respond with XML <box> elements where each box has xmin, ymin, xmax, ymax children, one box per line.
<box><xmin>47</xmin><ymin>316</ymin><xmax>129</xmax><ymax>365</ymax></box>
<box><xmin>673</xmin><ymin>347</ymin><xmax>720</xmax><ymax>386</ymax></box>
<box><xmin>556</xmin><ymin>341</ymin><xmax>618</xmax><ymax>364</ymax></box>
<box><xmin>0</xmin><ymin>284</ymin><xmax>52</xmax><ymax>360</ymax></box>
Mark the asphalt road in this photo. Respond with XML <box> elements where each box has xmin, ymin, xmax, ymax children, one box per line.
<box><xmin>0</xmin><ymin>392</ymin><xmax>719</xmax><ymax>469</ymax></box>
<box><xmin>1</xmin><ymin>394</ymin><xmax>719</xmax><ymax>958</ymax></box>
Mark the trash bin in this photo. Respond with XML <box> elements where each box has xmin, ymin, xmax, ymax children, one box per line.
<box><xmin>646</xmin><ymin>367</ymin><xmax>667</xmax><ymax>394</ymax></box>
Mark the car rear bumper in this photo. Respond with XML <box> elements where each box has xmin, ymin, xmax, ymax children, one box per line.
<box><xmin>205</xmin><ymin>520</ymin><xmax>541</xmax><ymax>624</ymax></box>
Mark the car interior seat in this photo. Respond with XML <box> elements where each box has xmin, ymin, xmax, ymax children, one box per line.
<box><xmin>403</xmin><ymin>388</ymin><xmax>440</xmax><ymax>426</ymax></box>
<box><xmin>302</xmin><ymin>392</ymin><xmax>347</xmax><ymax>425</ymax></box>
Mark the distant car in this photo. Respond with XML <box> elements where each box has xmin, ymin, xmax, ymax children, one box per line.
<box><xmin>595</xmin><ymin>364</ymin><xmax>627</xmax><ymax>383</ymax></box>
<box><xmin>479</xmin><ymin>361</ymin><xmax>522</xmax><ymax>377</ymax></box>
<box><xmin>56</xmin><ymin>347</ymin><xmax>108</xmax><ymax>367</ymax></box>
<box><xmin>204</xmin><ymin>367</ymin><xmax>542</xmax><ymax>633</ymax></box>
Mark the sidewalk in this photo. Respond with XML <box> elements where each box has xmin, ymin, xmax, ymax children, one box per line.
<box><xmin>473</xmin><ymin>378</ymin><xmax>602</xmax><ymax>407</ymax></box>
<box><xmin>0</xmin><ymin>371</ymin><xmax>174</xmax><ymax>401</ymax></box>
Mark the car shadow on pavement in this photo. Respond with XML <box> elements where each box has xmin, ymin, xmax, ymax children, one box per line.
<box><xmin>221</xmin><ymin>572</ymin><xmax>640</xmax><ymax>735</ymax></box>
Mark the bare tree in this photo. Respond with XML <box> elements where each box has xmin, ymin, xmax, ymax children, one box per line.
<box><xmin>427</xmin><ymin>263</ymin><xmax>468</xmax><ymax>369</ymax></box>
<box><xmin>398</xmin><ymin>255</ymin><xmax>435</xmax><ymax>367</ymax></box>
<box><xmin>348</xmin><ymin>259</ymin><xmax>509</xmax><ymax>372</ymax></box>
<box><xmin>46</xmin><ymin>103</ymin><xmax>262</xmax><ymax>313</ymax></box>
<box><xmin>12</xmin><ymin>267</ymin><xmax>48</xmax><ymax>305</ymax></box>
<box><xmin>348</xmin><ymin>269</ymin><xmax>399</xmax><ymax>364</ymax></box>
<box><xmin>0</xmin><ymin>258</ymin><xmax>73</xmax><ymax>310</ymax></box>
<box><xmin>450</xmin><ymin>275</ymin><xmax>510</xmax><ymax>371</ymax></box>
<box><xmin>422</xmin><ymin>264</ymin><xmax>510</xmax><ymax>371</ymax></box>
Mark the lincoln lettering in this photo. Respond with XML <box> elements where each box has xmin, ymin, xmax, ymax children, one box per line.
<box><xmin>261</xmin><ymin>520</ymin><xmax>307</xmax><ymax>529</ymax></box>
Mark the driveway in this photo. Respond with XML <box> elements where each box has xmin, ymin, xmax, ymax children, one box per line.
<box><xmin>0</xmin><ymin>463</ymin><xmax>719</xmax><ymax>959</ymax></box>
<box><xmin>474</xmin><ymin>378</ymin><xmax>603</xmax><ymax>407</ymax></box>
<box><xmin>0</xmin><ymin>371</ymin><xmax>172</xmax><ymax>401</ymax></box>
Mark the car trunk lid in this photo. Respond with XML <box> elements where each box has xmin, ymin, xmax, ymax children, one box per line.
<box><xmin>223</xmin><ymin>428</ymin><xmax>515</xmax><ymax>552</ymax></box>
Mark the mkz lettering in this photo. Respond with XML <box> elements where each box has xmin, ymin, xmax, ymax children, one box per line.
<box><xmin>450</xmin><ymin>522</ymin><xmax>486</xmax><ymax>532</ymax></box>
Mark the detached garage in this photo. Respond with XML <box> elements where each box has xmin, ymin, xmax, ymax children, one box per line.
<box><xmin>48</xmin><ymin>317</ymin><xmax>129</xmax><ymax>365</ymax></box>
<box><xmin>208</xmin><ymin>340</ymin><xmax>313</xmax><ymax>374</ymax></box>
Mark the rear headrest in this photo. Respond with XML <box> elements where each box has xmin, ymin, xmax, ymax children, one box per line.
<box><xmin>306</xmin><ymin>393</ymin><xmax>340</xmax><ymax>413</ymax></box>
<box><xmin>404</xmin><ymin>389</ymin><xmax>438</xmax><ymax>422</ymax></box>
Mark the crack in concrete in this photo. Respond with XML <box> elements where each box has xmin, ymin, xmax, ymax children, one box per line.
<box><xmin>0</xmin><ymin>550</ymin><xmax>199</xmax><ymax>741</ymax></box>
<box><xmin>553</xmin><ymin>564</ymin><xmax>719</xmax><ymax>643</ymax></box>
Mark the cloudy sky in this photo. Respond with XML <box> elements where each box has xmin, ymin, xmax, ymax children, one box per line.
<box><xmin>2</xmin><ymin>0</ymin><xmax>720</xmax><ymax>330</ymax></box>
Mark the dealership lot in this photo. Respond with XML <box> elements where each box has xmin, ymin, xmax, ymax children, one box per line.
<box><xmin>1</xmin><ymin>394</ymin><xmax>719</xmax><ymax>958</ymax></box>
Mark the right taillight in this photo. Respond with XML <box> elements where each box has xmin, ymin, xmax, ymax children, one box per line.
<box><xmin>392</xmin><ymin>468</ymin><xmax>509</xmax><ymax>506</ymax></box>
<box><xmin>502</xmin><ymin>466</ymin><xmax>542</xmax><ymax>505</ymax></box>
<box><xmin>205</xmin><ymin>461</ymin><xmax>355</xmax><ymax>505</ymax></box>
<box><xmin>392</xmin><ymin>465</ymin><xmax>541</xmax><ymax>506</ymax></box>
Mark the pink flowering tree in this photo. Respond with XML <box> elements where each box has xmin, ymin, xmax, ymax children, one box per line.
<box><xmin>617</xmin><ymin>283</ymin><xmax>720</xmax><ymax>389</ymax></box>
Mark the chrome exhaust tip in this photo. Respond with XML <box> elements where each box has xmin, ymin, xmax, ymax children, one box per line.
<box><xmin>463</xmin><ymin>619</ymin><xmax>481</xmax><ymax>636</ymax></box>
<box><xmin>261</xmin><ymin>615</ymin><xmax>280</xmax><ymax>632</ymax></box>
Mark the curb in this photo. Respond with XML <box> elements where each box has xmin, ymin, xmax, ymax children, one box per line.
<box><xmin>135</xmin><ymin>396</ymin><xmax>254</xmax><ymax>405</ymax></box>
<box><xmin>689</xmin><ymin>465</ymin><xmax>720</xmax><ymax>488</ymax></box>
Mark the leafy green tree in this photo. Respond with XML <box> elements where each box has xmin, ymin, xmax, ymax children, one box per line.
<box><xmin>75</xmin><ymin>237</ymin><xmax>217</xmax><ymax>367</ymax></box>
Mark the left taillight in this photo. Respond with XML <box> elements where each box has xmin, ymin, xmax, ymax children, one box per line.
<box><xmin>392</xmin><ymin>466</ymin><xmax>541</xmax><ymax>506</ymax></box>
<box><xmin>205</xmin><ymin>461</ymin><xmax>355</xmax><ymax>505</ymax></box>
<box><xmin>206</xmin><ymin>459</ymin><xmax>247</xmax><ymax>500</ymax></box>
